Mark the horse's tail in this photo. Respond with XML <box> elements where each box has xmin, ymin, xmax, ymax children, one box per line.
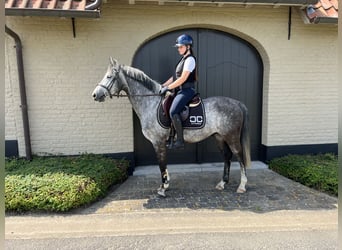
<box><xmin>239</xmin><ymin>103</ymin><xmax>251</xmax><ymax>168</ymax></box>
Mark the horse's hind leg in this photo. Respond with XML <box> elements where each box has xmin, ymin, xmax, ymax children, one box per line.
<box><xmin>235</xmin><ymin>151</ymin><xmax>248</xmax><ymax>193</ymax></box>
<box><xmin>237</xmin><ymin>164</ymin><xmax>247</xmax><ymax>193</ymax></box>
<box><xmin>215</xmin><ymin>136</ymin><xmax>233</xmax><ymax>191</ymax></box>
<box><xmin>226</xmin><ymin>137</ymin><xmax>247</xmax><ymax>193</ymax></box>
<box><xmin>153</xmin><ymin>142</ymin><xmax>169</xmax><ymax>197</ymax></box>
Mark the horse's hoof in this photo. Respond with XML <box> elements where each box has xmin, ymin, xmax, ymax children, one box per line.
<box><xmin>157</xmin><ymin>189</ymin><xmax>166</xmax><ymax>197</ymax></box>
<box><xmin>236</xmin><ymin>188</ymin><xmax>246</xmax><ymax>193</ymax></box>
<box><xmin>215</xmin><ymin>180</ymin><xmax>225</xmax><ymax>191</ymax></box>
<box><xmin>157</xmin><ymin>186</ymin><xmax>166</xmax><ymax>197</ymax></box>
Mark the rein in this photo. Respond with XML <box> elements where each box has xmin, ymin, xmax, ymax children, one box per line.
<box><xmin>115</xmin><ymin>93</ymin><xmax>161</xmax><ymax>98</ymax></box>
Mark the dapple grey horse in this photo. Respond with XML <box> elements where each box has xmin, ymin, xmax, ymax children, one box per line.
<box><xmin>92</xmin><ymin>58</ymin><xmax>251</xmax><ymax>197</ymax></box>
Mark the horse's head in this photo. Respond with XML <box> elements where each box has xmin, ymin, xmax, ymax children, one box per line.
<box><xmin>92</xmin><ymin>57</ymin><xmax>122</xmax><ymax>102</ymax></box>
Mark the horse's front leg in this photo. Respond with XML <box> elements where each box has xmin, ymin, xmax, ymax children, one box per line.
<box><xmin>153</xmin><ymin>142</ymin><xmax>169</xmax><ymax>197</ymax></box>
<box><xmin>216</xmin><ymin>160</ymin><xmax>231</xmax><ymax>191</ymax></box>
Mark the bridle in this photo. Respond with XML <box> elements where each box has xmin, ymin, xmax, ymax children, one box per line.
<box><xmin>96</xmin><ymin>65</ymin><xmax>161</xmax><ymax>98</ymax></box>
<box><xmin>96</xmin><ymin>66</ymin><xmax>120</xmax><ymax>99</ymax></box>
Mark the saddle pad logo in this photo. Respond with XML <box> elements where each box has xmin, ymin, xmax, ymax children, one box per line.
<box><xmin>189</xmin><ymin>115</ymin><xmax>203</xmax><ymax>125</ymax></box>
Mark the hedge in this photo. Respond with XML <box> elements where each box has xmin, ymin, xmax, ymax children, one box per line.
<box><xmin>269</xmin><ymin>153</ymin><xmax>337</xmax><ymax>196</ymax></box>
<box><xmin>5</xmin><ymin>154</ymin><xmax>129</xmax><ymax>212</ymax></box>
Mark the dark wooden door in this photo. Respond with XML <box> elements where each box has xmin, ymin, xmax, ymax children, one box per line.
<box><xmin>133</xmin><ymin>29</ymin><xmax>263</xmax><ymax>165</ymax></box>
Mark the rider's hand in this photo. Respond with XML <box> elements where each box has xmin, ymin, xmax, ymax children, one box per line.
<box><xmin>159</xmin><ymin>86</ymin><xmax>169</xmax><ymax>96</ymax></box>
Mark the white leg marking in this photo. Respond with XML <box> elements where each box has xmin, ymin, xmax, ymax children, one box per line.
<box><xmin>163</xmin><ymin>170</ymin><xmax>170</xmax><ymax>190</ymax></box>
<box><xmin>237</xmin><ymin>171</ymin><xmax>247</xmax><ymax>193</ymax></box>
<box><xmin>216</xmin><ymin>180</ymin><xmax>226</xmax><ymax>190</ymax></box>
<box><xmin>157</xmin><ymin>185</ymin><xmax>166</xmax><ymax>197</ymax></box>
<box><xmin>158</xmin><ymin>170</ymin><xmax>170</xmax><ymax>196</ymax></box>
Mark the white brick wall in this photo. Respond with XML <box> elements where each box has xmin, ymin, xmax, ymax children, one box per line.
<box><xmin>5</xmin><ymin>39</ymin><xmax>25</xmax><ymax>155</ymax></box>
<box><xmin>5</xmin><ymin>3</ymin><xmax>338</xmax><ymax>157</ymax></box>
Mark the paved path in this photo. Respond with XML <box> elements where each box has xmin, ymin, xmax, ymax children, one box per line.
<box><xmin>79</xmin><ymin>162</ymin><xmax>337</xmax><ymax>214</ymax></box>
<box><xmin>5</xmin><ymin>162</ymin><xmax>338</xmax><ymax>249</ymax></box>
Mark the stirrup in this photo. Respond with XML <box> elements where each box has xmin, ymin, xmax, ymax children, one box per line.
<box><xmin>168</xmin><ymin>140</ymin><xmax>184</xmax><ymax>150</ymax></box>
<box><xmin>166</xmin><ymin>137</ymin><xmax>174</xmax><ymax>149</ymax></box>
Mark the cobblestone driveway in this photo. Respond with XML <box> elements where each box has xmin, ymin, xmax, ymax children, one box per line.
<box><xmin>81</xmin><ymin>163</ymin><xmax>337</xmax><ymax>215</ymax></box>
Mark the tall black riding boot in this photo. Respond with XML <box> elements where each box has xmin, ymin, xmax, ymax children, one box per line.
<box><xmin>169</xmin><ymin>114</ymin><xmax>184</xmax><ymax>150</ymax></box>
<box><xmin>166</xmin><ymin>126</ymin><xmax>175</xmax><ymax>148</ymax></box>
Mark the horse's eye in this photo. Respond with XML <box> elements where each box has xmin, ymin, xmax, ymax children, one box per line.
<box><xmin>107</xmin><ymin>75</ymin><xmax>112</xmax><ymax>79</ymax></box>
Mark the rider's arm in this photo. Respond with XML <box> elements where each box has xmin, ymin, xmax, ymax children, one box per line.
<box><xmin>167</xmin><ymin>71</ymin><xmax>191</xmax><ymax>90</ymax></box>
<box><xmin>162</xmin><ymin>77</ymin><xmax>173</xmax><ymax>87</ymax></box>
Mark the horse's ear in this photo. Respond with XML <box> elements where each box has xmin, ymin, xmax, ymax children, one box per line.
<box><xmin>109</xmin><ymin>57</ymin><xmax>118</xmax><ymax>67</ymax></box>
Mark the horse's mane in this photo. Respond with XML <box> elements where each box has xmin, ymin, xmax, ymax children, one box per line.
<box><xmin>121</xmin><ymin>65</ymin><xmax>160</xmax><ymax>93</ymax></box>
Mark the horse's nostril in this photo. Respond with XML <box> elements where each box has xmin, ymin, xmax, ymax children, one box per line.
<box><xmin>92</xmin><ymin>93</ymin><xmax>96</xmax><ymax>99</ymax></box>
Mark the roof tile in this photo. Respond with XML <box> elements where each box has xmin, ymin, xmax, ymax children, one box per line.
<box><xmin>330</xmin><ymin>0</ymin><xmax>338</xmax><ymax>9</ymax></box>
<box><xmin>5</xmin><ymin>0</ymin><xmax>100</xmax><ymax>17</ymax></box>
<box><xmin>5</xmin><ymin>0</ymin><xmax>92</xmax><ymax>10</ymax></box>
<box><xmin>305</xmin><ymin>0</ymin><xmax>338</xmax><ymax>23</ymax></box>
<box><xmin>320</xmin><ymin>0</ymin><xmax>332</xmax><ymax>9</ymax></box>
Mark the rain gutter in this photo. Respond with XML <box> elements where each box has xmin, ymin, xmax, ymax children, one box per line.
<box><xmin>223</xmin><ymin>0</ymin><xmax>315</xmax><ymax>4</ymax></box>
<box><xmin>154</xmin><ymin>0</ymin><xmax>318</xmax><ymax>5</ymax></box>
<box><xmin>313</xmin><ymin>17</ymin><xmax>338</xmax><ymax>24</ymax></box>
<box><xmin>5</xmin><ymin>25</ymin><xmax>32</xmax><ymax>160</ymax></box>
<box><xmin>5</xmin><ymin>9</ymin><xmax>100</xmax><ymax>18</ymax></box>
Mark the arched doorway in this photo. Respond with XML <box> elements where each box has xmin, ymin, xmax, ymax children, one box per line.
<box><xmin>133</xmin><ymin>28</ymin><xmax>263</xmax><ymax>165</ymax></box>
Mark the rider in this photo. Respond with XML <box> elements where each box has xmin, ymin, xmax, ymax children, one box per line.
<box><xmin>159</xmin><ymin>34</ymin><xmax>197</xmax><ymax>149</ymax></box>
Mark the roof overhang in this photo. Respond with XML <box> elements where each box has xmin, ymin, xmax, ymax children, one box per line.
<box><xmin>128</xmin><ymin>0</ymin><xmax>317</xmax><ymax>6</ymax></box>
<box><xmin>184</xmin><ymin>0</ymin><xmax>317</xmax><ymax>5</ymax></box>
<box><xmin>301</xmin><ymin>12</ymin><xmax>338</xmax><ymax>23</ymax></box>
<box><xmin>5</xmin><ymin>8</ymin><xmax>100</xmax><ymax>18</ymax></box>
<box><xmin>5</xmin><ymin>0</ymin><xmax>101</xmax><ymax>18</ymax></box>
<box><xmin>300</xmin><ymin>0</ymin><xmax>338</xmax><ymax>24</ymax></box>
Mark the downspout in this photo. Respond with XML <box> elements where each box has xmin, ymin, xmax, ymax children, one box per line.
<box><xmin>5</xmin><ymin>25</ymin><xmax>32</xmax><ymax>160</ymax></box>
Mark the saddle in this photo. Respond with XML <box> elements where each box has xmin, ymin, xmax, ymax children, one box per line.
<box><xmin>157</xmin><ymin>92</ymin><xmax>205</xmax><ymax>129</ymax></box>
<box><xmin>162</xmin><ymin>93</ymin><xmax>201</xmax><ymax>114</ymax></box>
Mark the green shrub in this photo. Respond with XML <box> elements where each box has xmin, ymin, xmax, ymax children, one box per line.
<box><xmin>269</xmin><ymin>154</ymin><xmax>337</xmax><ymax>196</ymax></box>
<box><xmin>5</xmin><ymin>154</ymin><xmax>129</xmax><ymax>212</ymax></box>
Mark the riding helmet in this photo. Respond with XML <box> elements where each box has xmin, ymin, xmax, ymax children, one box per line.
<box><xmin>175</xmin><ymin>34</ymin><xmax>193</xmax><ymax>47</ymax></box>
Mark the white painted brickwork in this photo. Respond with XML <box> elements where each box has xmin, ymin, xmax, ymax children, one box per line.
<box><xmin>5</xmin><ymin>40</ymin><xmax>25</xmax><ymax>154</ymax></box>
<box><xmin>5</xmin><ymin>3</ymin><xmax>338</xmax><ymax>157</ymax></box>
